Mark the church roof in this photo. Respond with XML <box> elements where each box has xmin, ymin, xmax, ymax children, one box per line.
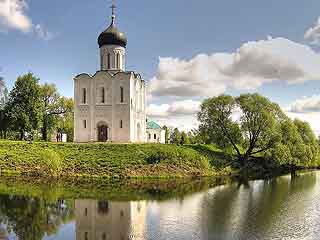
<box><xmin>98</xmin><ymin>2</ymin><xmax>127</xmax><ymax>48</ymax></box>
<box><xmin>98</xmin><ymin>23</ymin><xmax>127</xmax><ymax>48</ymax></box>
<box><xmin>147</xmin><ymin>120</ymin><xmax>162</xmax><ymax>130</ymax></box>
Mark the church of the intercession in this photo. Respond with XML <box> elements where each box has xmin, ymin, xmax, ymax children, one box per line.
<box><xmin>73</xmin><ymin>4</ymin><xmax>147</xmax><ymax>143</ymax></box>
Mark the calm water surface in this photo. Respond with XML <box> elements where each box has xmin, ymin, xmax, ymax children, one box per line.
<box><xmin>1</xmin><ymin>172</ymin><xmax>320</xmax><ymax>240</ymax></box>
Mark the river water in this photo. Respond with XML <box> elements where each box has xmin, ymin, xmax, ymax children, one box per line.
<box><xmin>0</xmin><ymin>171</ymin><xmax>319</xmax><ymax>239</ymax></box>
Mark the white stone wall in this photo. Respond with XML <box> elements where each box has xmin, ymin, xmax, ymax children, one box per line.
<box><xmin>146</xmin><ymin>129</ymin><xmax>166</xmax><ymax>144</ymax></box>
<box><xmin>100</xmin><ymin>45</ymin><xmax>126</xmax><ymax>71</ymax></box>
<box><xmin>74</xmin><ymin>71</ymin><xmax>146</xmax><ymax>143</ymax></box>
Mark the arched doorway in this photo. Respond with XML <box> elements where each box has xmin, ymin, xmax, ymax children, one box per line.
<box><xmin>97</xmin><ymin>124</ymin><xmax>109</xmax><ymax>142</ymax></box>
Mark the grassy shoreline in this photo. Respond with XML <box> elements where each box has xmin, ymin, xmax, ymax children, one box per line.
<box><xmin>0</xmin><ymin>141</ymin><xmax>234</xmax><ymax>179</ymax></box>
<box><xmin>0</xmin><ymin>140</ymin><xmax>313</xmax><ymax>180</ymax></box>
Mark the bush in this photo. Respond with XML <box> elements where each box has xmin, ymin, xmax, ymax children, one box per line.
<box><xmin>38</xmin><ymin>149</ymin><xmax>62</xmax><ymax>176</ymax></box>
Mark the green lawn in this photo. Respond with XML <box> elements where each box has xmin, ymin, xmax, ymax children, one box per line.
<box><xmin>0</xmin><ymin>141</ymin><xmax>232</xmax><ymax>178</ymax></box>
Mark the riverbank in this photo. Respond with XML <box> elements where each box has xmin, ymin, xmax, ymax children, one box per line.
<box><xmin>0</xmin><ymin>141</ymin><xmax>312</xmax><ymax>179</ymax></box>
<box><xmin>0</xmin><ymin>141</ymin><xmax>234</xmax><ymax>178</ymax></box>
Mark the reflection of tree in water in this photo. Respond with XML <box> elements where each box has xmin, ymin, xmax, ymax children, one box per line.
<box><xmin>0</xmin><ymin>194</ymin><xmax>74</xmax><ymax>240</ymax></box>
<box><xmin>201</xmin><ymin>173</ymin><xmax>317</xmax><ymax>239</ymax></box>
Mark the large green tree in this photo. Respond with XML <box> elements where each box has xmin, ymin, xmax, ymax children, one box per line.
<box><xmin>163</xmin><ymin>125</ymin><xmax>169</xmax><ymax>144</ymax></box>
<box><xmin>180</xmin><ymin>131</ymin><xmax>190</xmax><ymax>145</ymax></box>
<box><xmin>198</xmin><ymin>94</ymin><xmax>285</xmax><ymax>165</ymax></box>
<box><xmin>268</xmin><ymin>119</ymin><xmax>319</xmax><ymax>168</ymax></box>
<box><xmin>171</xmin><ymin>128</ymin><xmax>181</xmax><ymax>144</ymax></box>
<box><xmin>56</xmin><ymin>109</ymin><xmax>74</xmax><ymax>142</ymax></box>
<box><xmin>6</xmin><ymin>73</ymin><xmax>42</xmax><ymax>140</ymax></box>
<box><xmin>0</xmin><ymin>77</ymin><xmax>9</xmax><ymax>139</ymax></box>
<box><xmin>40</xmin><ymin>83</ymin><xmax>73</xmax><ymax>141</ymax></box>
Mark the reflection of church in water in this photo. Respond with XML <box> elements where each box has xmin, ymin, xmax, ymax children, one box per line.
<box><xmin>75</xmin><ymin>200</ymin><xmax>146</xmax><ymax>240</ymax></box>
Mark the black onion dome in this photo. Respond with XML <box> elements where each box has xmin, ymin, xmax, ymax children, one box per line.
<box><xmin>98</xmin><ymin>23</ymin><xmax>127</xmax><ymax>48</ymax></box>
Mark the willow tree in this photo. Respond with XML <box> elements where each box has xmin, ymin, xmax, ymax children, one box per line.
<box><xmin>198</xmin><ymin>94</ymin><xmax>285</xmax><ymax>165</ymax></box>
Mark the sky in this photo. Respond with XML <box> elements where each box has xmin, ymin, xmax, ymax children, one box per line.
<box><xmin>1</xmin><ymin>0</ymin><xmax>320</xmax><ymax>134</ymax></box>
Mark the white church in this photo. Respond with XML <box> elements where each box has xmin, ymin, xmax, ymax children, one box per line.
<box><xmin>73</xmin><ymin>3</ymin><xmax>165</xmax><ymax>143</ymax></box>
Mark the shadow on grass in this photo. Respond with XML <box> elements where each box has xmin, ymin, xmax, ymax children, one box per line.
<box><xmin>185</xmin><ymin>144</ymin><xmax>233</xmax><ymax>169</ymax></box>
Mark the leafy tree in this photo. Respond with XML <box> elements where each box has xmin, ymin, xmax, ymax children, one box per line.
<box><xmin>266</xmin><ymin>118</ymin><xmax>319</xmax><ymax>169</ymax></box>
<box><xmin>187</xmin><ymin>128</ymin><xmax>207</xmax><ymax>144</ymax></box>
<box><xmin>0</xmin><ymin>77</ymin><xmax>9</xmax><ymax>139</ymax></box>
<box><xmin>6</xmin><ymin>73</ymin><xmax>42</xmax><ymax>140</ymax></box>
<box><xmin>171</xmin><ymin>128</ymin><xmax>181</xmax><ymax>144</ymax></box>
<box><xmin>40</xmin><ymin>83</ymin><xmax>73</xmax><ymax>141</ymax></box>
<box><xmin>198</xmin><ymin>94</ymin><xmax>284</xmax><ymax>165</ymax></box>
<box><xmin>294</xmin><ymin>119</ymin><xmax>319</xmax><ymax>165</ymax></box>
<box><xmin>180</xmin><ymin>131</ymin><xmax>190</xmax><ymax>145</ymax></box>
<box><xmin>163</xmin><ymin>125</ymin><xmax>169</xmax><ymax>144</ymax></box>
<box><xmin>56</xmin><ymin>110</ymin><xmax>74</xmax><ymax>142</ymax></box>
<box><xmin>0</xmin><ymin>195</ymin><xmax>74</xmax><ymax>240</ymax></box>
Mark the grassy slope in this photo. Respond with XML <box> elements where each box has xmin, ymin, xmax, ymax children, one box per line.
<box><xmin>0</xmin><ymin>141</ymin><xmax>232</xmax><ymax>178</ymax></box>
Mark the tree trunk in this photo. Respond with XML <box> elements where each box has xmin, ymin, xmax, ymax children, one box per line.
<box><xmin>290</xmin><ymin>164</ymin><xmax>297</xmax><ymax>178</ymax></box>
<box><xmin>42</xmin><ymin>116</ymin><xmax>48</xmax><ymax>141</ymax></box>
<box><xmin>20</xmin><ymin>130</ymin><xmax>24</xmax><ymax>140</ymax></box>
<box><xmin>239</xmin><ymin>154</ymin><xmax>249</xmax><ymax>167</ymax></box>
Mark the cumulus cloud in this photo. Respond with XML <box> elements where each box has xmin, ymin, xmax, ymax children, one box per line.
<box><xmin>149</xmin><ymin>37</ymin><xmax>320</xmax><ymax>98</ymax></box>
<box><xmin>147</xmin><ymin>100</ymin><xmax>201</xmax><ymax>118</ymax></box>
<box><xmin>0</xmin><ymin>0</ymin><xmax>32</xmax><ymax>32</ymax></box>
<box><xmin>0</xmin><ymin>0</ymin><xmax>54</xmax><ymax>40</ymax></box>
<box><xmin>305</xmin><ymin>17</ymin><xmax>320</xmax><ymax>45</ymax></box>
<box><xmin>289</xmin><ymin>95</ymin><xmax>320</xmax><ymax>113</ymax></box>
<box><xmin>286</xmin><ymin>111</ymin><xmax>320</xmax><ymax>136</ymax></box>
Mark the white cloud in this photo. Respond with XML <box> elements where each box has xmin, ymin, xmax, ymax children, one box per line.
<box><xmin>286</xmin><ymin>111</ymin><xmax>320</xmax><ymax>136</ymax></box>
<box><xmin>0</xmin><ymin>0</ymin><xmax>32</xmax><ymax>32</ymax></box>
<box><xmin>147</xmin><ymin>100</ymin><xmax>201</xmax><ymax>131</ymax></box>
<box><xmin>147</xmin><ymin>100</ymin><xmax>201</xmax><ymax>118</ymax></box>
<box><xmin>34</xmin><ymin>24</ymin><xmax>54</xmax><ymax>40</ymax></box>
<box><xmin>289</xmin><ymin>95</ymin><xmax>320</xmax><ymax>113</ymax></box>
<box><xmin>0</xmin><ymin>0</ymin><xmax>54</xmax><ymax>40</ymax></box>
<box><xmin>149</xmin><ymin>115</ymin><xmax>199</xmax><ymax>132</ymax></box>
<box><xmin>286</xmin><ymin>95</ymin><xmax>320</xmax><ymax>135</ymax></box>
<box><xmin>149</xmin><ymin>37</ymin><xmax>320</xmax><ymax>98</ymax></box>
<box><xmin>305</xmin><ymin>17</ymin><xmax>320</xmax><ymax>45</ymax></box>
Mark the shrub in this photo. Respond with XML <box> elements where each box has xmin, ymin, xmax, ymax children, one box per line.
<box><xmin>38</xmin><ymin>149</ymin><xmax>62</xmax><ymax>176</ymax></box>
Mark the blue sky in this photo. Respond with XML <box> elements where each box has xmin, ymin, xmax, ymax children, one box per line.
<box><xmin>1</xmin><ymin>0</ymin><xmax>320</xmax><ymax>132</ymax></box>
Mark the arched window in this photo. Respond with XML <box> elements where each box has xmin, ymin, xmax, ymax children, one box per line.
<box><xmin>102</xmin><ymin>233</ymin><xmax>107</xmax><ymax>240</ymax></box>
<box><xmin>154</xmin><ymin>134</ymin><xmax>157</xmax><ymax>140</ymax></box>
<box><xmin>120</xmin><ymin>120</ymin><xmax>123</xmax><ymax>129</ymax></box>
<box><xmin>107</xmin><ymin>53</ymin><xmax>111</xmax><ymax>69</ymax></box>
<box><xmin>116</xmin><ymin>53</ymin><xmax>121</xmax><ymax>69</ymax></box>
<box><xmin>101</xmin><ymin>87</ymin><xmax>105</xmax><ymax>103</ymax></box>
<box><xmin>82</xmin><ymin>88</ymin><xmax>87</xmax><ymax>104</ymax></box>
<box><xmin>120</xmin><ymin>87</ymin><xmax>124</xmax><ymax>103</ymax></box>
<box><xmin>98</xmin><ymin>201</ymin><xmax>109</xmax><ymax>215</ymax></box>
